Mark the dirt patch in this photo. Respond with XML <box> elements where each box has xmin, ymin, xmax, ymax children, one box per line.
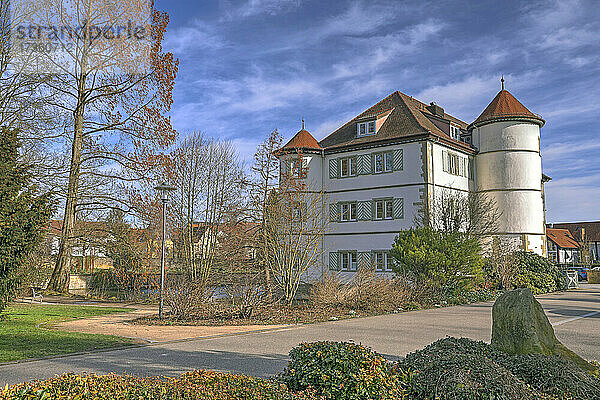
<box><xmin>55</xmin><ymin>309</ymin><xmax>291</xmax><ymax>343</ymax></box>
<box><xmin>132</xmin><ymin>304</ymin><xmax>382</xmax><ymax>327</ymax></box>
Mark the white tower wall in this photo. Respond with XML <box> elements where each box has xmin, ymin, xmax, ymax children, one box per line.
<box><xmin>474</xmin><ymin>120</ymin><xmax>546</xmax><ymax>255</ymax></box>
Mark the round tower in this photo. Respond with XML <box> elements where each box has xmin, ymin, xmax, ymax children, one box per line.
<box><xmin>469</xmin><ymin>80</ymin><xmax>546</xmax><ymax>255</ymax></box>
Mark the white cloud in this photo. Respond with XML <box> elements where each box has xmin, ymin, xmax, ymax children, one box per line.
<box><xmin>164</xmin><ymin>20</ymin><xmax>225</xmax><ymax>54</ymax></box>
<box><xmin>542</xmin><ymin>140</ymin><xmax>600</xmax><ymax>163</ymax></box>
<box><xmin>415</xmin><ymin>71</ymin><xmax>544</xmax><ymax>121</ymax></box>
<box><xmin>545</xmin><ymin>173</ymin><xmax>600</xmax><ymax>222</ymax></box>
<box><xmin>188</xmin><ymin>68</ymin><xmax>325</xmax><ymax>116</ymax></box>
<box><xmin>311</xmin><ymin>111</ymin><xmax>361</xmax><ymax>140</ymax></box>
<box><xmin>416</xmin><ymin>75</ymin><xmax>499</xmax><ymax>120</ymax></box>
<box><xmin>224</xmin><ymin>0</ymin><xmax>301</xmax><ymax>19</ymax></box>
<box><xmin>538</xmin><ymin>26</ymin><xmax>597</xmax><ymax>51</ymax></box>
<box><xmin>315</xmin><ymin>2</ymin><xmax>400</xmax><ymax>39</ymax></box>
<box><xmin>523</xmin><ymin>0</ymin><xmax>599</xmax><ymax>53</ymax></box>
<box><xmin>332</xmin><ymin>20</ymin><xmax>445</xmax><ymax>79</ymax></box>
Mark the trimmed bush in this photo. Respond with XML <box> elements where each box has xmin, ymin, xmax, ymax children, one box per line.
<box><xmin>504</xmin><ymin>354</ymin><xmax>600</xmax><ymax>399</ymax></box>
<box><xmin>280</xmin><ymin>341</ymin><xmax>401</xmax><ymax>399</ymax></box>
<box><xmin>398</xmin><ymin>337</ymin><xmax>600</xmax><ymax>400</ymax></box>
<box><xmin>513</xmin><ymin>251</ymin><xmax>567</xmax><ymax>294</ymax></box>
<box><xmin>1</xmin><ymin>370</ymin><xmax>320</xmax><ymax>400</ymax></box>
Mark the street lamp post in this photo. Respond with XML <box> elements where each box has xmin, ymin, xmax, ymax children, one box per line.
<box><xmin>154</xmin><ymin>182</ymin><xmax>176</xmax><ymax>320</ymax></box>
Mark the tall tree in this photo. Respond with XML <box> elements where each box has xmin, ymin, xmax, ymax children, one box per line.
<box><xmin>0</xmin><ymin>128</ymin><xmax>54</xmax><ymax>312</ymax></box>
<box><xmin>33</xmin><ymin>1</ymin><xmax>179</xmax><ymax>292</ymax></box>
<box><xmin>265</xmin><ymin>154</ymin><xmax>328</xmax><ymax>305</ymax></box>
<box><xmin>168</xmin><ymin>134</ymin><xmax>245</xmax><ymax>285</ymax></box>
<box><xmin>250</xmin><ymin>129</ymin><xmax>283</xmax><ymax>300</ymax></box>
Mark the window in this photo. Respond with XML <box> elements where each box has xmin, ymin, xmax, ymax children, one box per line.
<box><xmin>289</xmin><ymin>158</ymin><xmax>307</xmax><ymax>178</ymax></box>
<box><xmin>443</xmin><ymin>150</ymin><xmax>469</xmax><ymax>178</ymax></box>
<box><xmin>374</xmin><ymin>251</ymin><xmax>393</xmax><ymax>272</ymax></box>
<box><xmin>547</xmin><ymin>242</ymin><xmax>558</xmax><ymax>262</ymax></box>
<box><xmin>450</xmin><ymin>124</ymin><xmax>461</xmax><ymax>140</ymax></box>
<box><xmin>374</xmin><ymin>152</ymin><xmax>392</xmax><ymax>174</ymax></box>
<box><xmin>291</xmin><ymin>202</ymin><xmax>304</xmax><ymax>221</ymax></box>
<box><xmin>340</xmin><ymin>202</ymin><xmax>357</xmax><ymax>222</ymax></box>
<box><xmin>357</xmin><ymin>120</ymin><xmax>376</xmax><ymax>137</ymax></box>
<box><xmin>384</xmin><ymin>152</ymin><xmax>392</xmax><ymax>172</ymax></box>
<box><xmin>375</xmin><ymin>199</ymin><xmax>393</xmax><ymax>220</ymax></box>
<box><xmin>340</xmin><ymin>157</ymin><xmax>357</xmax><ymax>177</ymax></box>
<box><xmin>340</xmin><ymin>251</ymin><xmax>357</xmax><ymax>271</ymax></box>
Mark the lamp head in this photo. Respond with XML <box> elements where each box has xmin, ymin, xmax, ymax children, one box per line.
<box><xmin>154</xmin><ymin>182</ymin><xmax>176</xmax><ymax>201</ymax></box>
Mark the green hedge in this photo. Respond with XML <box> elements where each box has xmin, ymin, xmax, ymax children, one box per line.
<box><xmin>280</xmin><ymin>341</ymin><xmax>401</xmax><ymax>399</ymax></box>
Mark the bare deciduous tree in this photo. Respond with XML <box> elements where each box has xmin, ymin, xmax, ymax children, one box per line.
<box><xmin>417</xmin><ymin>189</ymin><xmax>501</xmax><ymax>238</ymax></box>
<box><xmin>167</xmin><ymin>134</ymin><xmax>246</xmax><ymax>286</ymax></box>
<box><xmin>250</xmin><ymin>129</ymin><xmax>283</xmax><ymax>301</ymax></box>
<box><xmin>265</xmin><ymin>155</ymin><xmax>328</xmax><ymax>305</ymax></box>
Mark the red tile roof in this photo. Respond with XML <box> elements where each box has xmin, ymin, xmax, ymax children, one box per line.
<box><xmin>282</xmin><ymin>129</ymin><xmax>322</xmax><ymax>151</ymax></box>
<box><xmin>471</xmin><ymin>90</ymin><xmax>544</xmax><ymax>128</ymax></box>
<box><xmin>319</xmin><ymin>91</ymin><xmax>474</xmax><ymax>153</ymax></box>
<box><xmin>546</xmin><ymin>228</ymin><xmax>580</xmax><ymax>249</ymax></box>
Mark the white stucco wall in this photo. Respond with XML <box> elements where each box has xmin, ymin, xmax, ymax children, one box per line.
<box><xmin>473</xmin><ymin>120</ymin><xmax>545</xmax><ymax>255</ymax></box>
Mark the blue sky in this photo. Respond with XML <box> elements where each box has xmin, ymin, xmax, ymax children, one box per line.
<box><xmin>155</xmin><ymin>0</ymin><xmax>600</xmax><ymax>223</ymax></box>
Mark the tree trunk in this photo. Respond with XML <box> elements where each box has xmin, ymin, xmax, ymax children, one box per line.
<box><xmin>48</xmin><ymin>75</ymin><xmax>86</xmax><ymax>293</ymax></box>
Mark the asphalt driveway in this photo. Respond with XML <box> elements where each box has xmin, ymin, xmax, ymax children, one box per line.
<box><xmin>1</xmin><ymin>284</ymin><xmax>598</xmax><ymax>385</ymax></box>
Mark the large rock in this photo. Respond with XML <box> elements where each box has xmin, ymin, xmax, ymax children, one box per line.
<box><xmin>491</xmin><ymin>288</ymin><xmax>595</xmax><ymax>372</ymax></box>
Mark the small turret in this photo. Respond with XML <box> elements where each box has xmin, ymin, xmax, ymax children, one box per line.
<box><xmin>277</xmin><ymin>122</ymin><xmax>324</xmax><ymax>191</ymax></box>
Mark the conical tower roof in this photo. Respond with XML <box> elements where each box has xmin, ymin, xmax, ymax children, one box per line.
<box><xmin>470</xmin><ymin>88</ymin><xmax>544</xmax><ymax>129</ymax></box>
<box><xmin>281</xmin><ymin>128</ymin><xmax>322</xmax><ymax>151</ymax></box>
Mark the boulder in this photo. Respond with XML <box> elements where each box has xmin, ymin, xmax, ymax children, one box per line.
<box><xmin>491</xmin><ymin>288</ymin><xmax>595</xmax><ymax>372</ymax></box>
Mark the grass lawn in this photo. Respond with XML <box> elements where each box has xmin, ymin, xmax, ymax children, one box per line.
<box><xmin>0</xmin><ymin>303</ymin><xmax>135</xmax><ymax>362</ymax></box>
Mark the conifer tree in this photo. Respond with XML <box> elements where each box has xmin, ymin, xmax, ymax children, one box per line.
<box><xmin>0</xmin><ymin>128</ymin><xmax>54</xmax><ymax>312</ymax></box>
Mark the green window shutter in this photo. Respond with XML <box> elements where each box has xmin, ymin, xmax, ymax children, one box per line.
<box><xmin>329</xmin><ymin>252</ymin><xmax>340</xmax><ymax>271</ymax></box>
<box><xmin>393</xmin><ymin>149</ymin><xmax>403</xmax><ymax>171</ymax></box>
<box><xmin>329</xmin><ymin>158</ymin><xmax>338</xmax><ymax>179</ymax></box>
<box><xmin>370</xmin><ymin>154</ymin><xmax>376</xmax><ymax>174</ymax></box>
<box><xmin>357</xmin><ymin>154</ymin><xmax>371</xmax><ymax>175</ymax></box>
<box><xmin>329</xmin><ymin>203</ymin><xmax>340</xmax><ymax>222</ymax></box>
<box><xmin>357</xmin><ymin>201</ymin><xmax>372</xmax><ymax>221</ymax></box>
<box><xmin>393</xmin><ymin>198</ymin><xmax>404</xmax><ymax>220</ymax></box>
<box><xmin>371</xmin><ymin>200</ymin><xmax>376</xmax><ymax>221</ymax></box>
<box><xmin>357</xmin><ymin>251</ymin><xmax>371</xmax><ymax>270</ymax></box>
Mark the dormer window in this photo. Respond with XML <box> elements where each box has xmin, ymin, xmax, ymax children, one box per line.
<box><xmin>357</xmin><ymin>120</ymin><xmax>376</xmax><ymax>137</ymax></box>
<box><xmin>450</xmin><ymin>124</ymin><xmax>460</xmax><ymax>140</ymax></box>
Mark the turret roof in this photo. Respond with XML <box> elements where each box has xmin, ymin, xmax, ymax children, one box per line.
<box><xmin>281</xmin><ymin>129</ymin><xmax>322</xmax><ymax>151</ymax></box>
<box><xmin>470</xmin><ymin>89</ymin><xmax>544</xmax><ymax>128</ymax></box>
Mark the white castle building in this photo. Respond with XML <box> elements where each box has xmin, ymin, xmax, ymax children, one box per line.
<box><xmin>276</xmin><ymin>81</ymin><xmax>548</xmax><ymax>278</ymax></box>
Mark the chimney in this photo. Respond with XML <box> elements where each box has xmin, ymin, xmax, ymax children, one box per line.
<box><xmin>426</xmin><ymin>102</ymin><xmax>445</xmax><ymax>117</ymax></box>
<box><xmin>580</xmin><ymin>227</ymin><xmax>586</xmax><ymax>241</ymax></box>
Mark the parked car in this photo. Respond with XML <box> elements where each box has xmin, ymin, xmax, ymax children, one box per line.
<box><xmin>571</xmin><ymin>267</ymin><xmax>589</xmax><ymax>281</ymax></box>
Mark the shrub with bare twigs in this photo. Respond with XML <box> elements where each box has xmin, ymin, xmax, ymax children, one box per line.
<box><xmin>164</xmin><ymin>276</ymin><xmax>214</xmax><ymax>320</ymax></box>
<box><xmin>226</xmin><ymin>274</ymin><xmax>265</xmax><ymax>319</ymax></box>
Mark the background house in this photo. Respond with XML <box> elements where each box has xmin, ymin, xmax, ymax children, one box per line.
<box><xmin>550</xmin><ymin>222</ymin><xmax>600</xmax><ymax>265</ymax></box>
<box><xmin>546</xmin><ymin>228</ymin><xmax>580</xmax><ymax>266</ymax></box>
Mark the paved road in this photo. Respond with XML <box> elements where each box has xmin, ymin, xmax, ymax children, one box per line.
<box><xmin>1</xmin><ymin>285</ymin><xmax>599</xmax><ymax>385</ymax></box>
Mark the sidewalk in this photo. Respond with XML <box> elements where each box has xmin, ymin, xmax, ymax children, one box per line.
<box><xmin>18</xmin><ymin>295</ymin><xmax>290</xmax><ymax>343</ymax></box>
